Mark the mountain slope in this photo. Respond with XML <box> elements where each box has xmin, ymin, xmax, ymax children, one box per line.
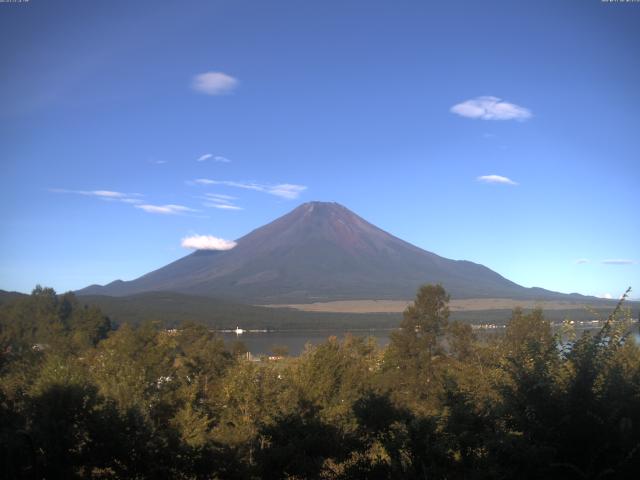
<box><xmin>78</xmin><ymin>201</ymin><xmax>582</xmax><ymax>303</ymax></box>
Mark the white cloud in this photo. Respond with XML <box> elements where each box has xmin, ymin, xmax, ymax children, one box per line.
<box><xmin>204</xmin><ymin>203</ymin><xmax>243</xmax><ymax>210</ymax></box>
<box><xmin>267</xmin><ymin>184</ymin><xmax>307</xmax><ymax>199</ymax></box>
<box><xmin>451</xmin><ymin>96</ymin><xmax>532</xmax><ymax>121</ymax></box>
<box><xmin>600</xmin><ymin>293</ymin><xmax>613</xmax><ymax>299</ymax></box>
<box><xmin>202</xmin><ymin>193</ymin><xmax>242</xmax><ymax>210</ymax></box>
<box><xmin>476</xmin><ymin>175</ymin><xmax>518</xmax><ymax>186</ymax></box>
<box><xmin>205</xmin><ymin>193</ymin><xmax>236</xmax><ymax>201</ymax></box>
<box><xmin>602</xmin><ymin>259</ymin><xmax>635</xmax><ymax>265</ymax></box>
<box><xmin>135</xmin><ymin>204</ymin><xmax>196</xmax><ymax>215</ymax></box>
<box><xmin>194</xmin><ymin>178</ymin><xmax>216</xmax><ymax>185</ymax></box>
<box><xmin>575</xmin><ymin>258</ymin><xmax>590</xmax><ymax>264</ymax></box>
<box><xmin>197</xmin><ymin>153</ymin><xmax>231</xmax><ymax>163</ymax></box>
<box><xmin>181</xmin><ymin>234</ymin><xmax>237</xmax><ymax>251</ymax></box>
<box><xmin>51</xmin><ymin>188</ymin><xmax>122</xmax><ymax>198</ymax></box>
<box><xmin>194</xmin><ymin>179</ymin><xmax>307</xmax><ymax>199</ymax></box>
<box><xmin>50</xmin><ymin>188</ymin><xmax>143</xmax><ymax>203</ymax></box>
<box><xmin>192</xmin><ymin>72</ymin><xmax>238</xmax><ymax>95</ymax></box>
<box><xmin>92</xmin><ymin>190</ymin><xmax>126</xmax><ymax>198</ymax></box>
<box><xmin>204</xmin><ymin>196</ymin><xmax>231</xmax><ymax>205</ymax></box>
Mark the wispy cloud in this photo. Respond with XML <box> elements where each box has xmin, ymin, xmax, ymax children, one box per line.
<box><xmin>451</xmin><ymin>96</ymin><xmax>532</xmax><ymax>121</ymax></box>
<box><xmin>51</xmin><ymin>188</ymin><xmax>124</xmax><ymax>198</ymax></box>
<box><xmin>201</xmin><ymin>193</ymin><xmax>242</xmax><ymax>210</ymax></box>
<box><xmin>135</xmin><ymin>204</ymin><xmax>197</xmax><ymax>215</ymax></box>
<box><xmin>267</xmin><ymin>184</ymin><xmax>307</xmax><ymax>199</ymax></box>
<box><xmin>194</xmin><ymin>179</ymin><xmax>307</xmax><ymax>199</ymax></box>
<box><xmin>91</xmin><ymin>190</ymin><xmax>127</xmax><ymax>198</ymax></box>
<box><xmin>575</xmin><ymin>258</ymin><xmax>590</xmax><ymax>264</ymax></box>
<box><xmin>192</xmin><ymin>72</ymin><xmax>238</xmax><ymax>95</ymax></box>
<box><xmin>181</xmin><ymin>234</ymin><xmax>237</xmax><ymax>251</ymax></box>
<box><xmin>204</xmin><ymin>203</ymin><xmax>243</xmax><ymax>210</ymax></box>
<box><xmin>50</xmin><ymin>188</ymin><xmax>143</xmax><ymax>204</ymax></box>
<box><xmin>476</xmin><ymin>175</ymin><xmax>518</xmax><ymax>186</ymax></box>
<box><xmin>600</xmin><ymin>293</ymin><xmax>613</xmax><ymax>300</ymax></box>
<box><xmin>205</xmin><ymin>193</ymin><xmax>236</xmax><ymax>201</ymax></box>
<box><xmin>197</xmin><ymin>153</ymin><xmax>231</xmax><ymax>163</ymax></box>
<box><xmin>51</xmin><ymin>188</ymin><xmax>205</xmax><ymax>216</ymax></box>
<box><xmin>602</xmin><ymin>259</ymin><xmax>635</xmax><ymax>265</ymax></box>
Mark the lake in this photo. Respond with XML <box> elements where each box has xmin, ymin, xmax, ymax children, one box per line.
<box><xmin>219</xmin><ymin>324</ymin><xmax>640</xmax><ymax>356</ymax></box>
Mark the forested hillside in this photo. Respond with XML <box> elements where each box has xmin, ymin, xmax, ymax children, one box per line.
<box><xmin>1</xmin><ymin>285</ymin><xmax>639</xmax><ymax>479</ymax></box>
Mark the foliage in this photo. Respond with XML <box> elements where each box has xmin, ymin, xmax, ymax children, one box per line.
<box><xmin>1</xmin><ymin>285</ymin><xmax>639</xmax><ymax>479</ymax></box>
<box><xmin>383</xmin><ymin>284</ymin><xmax>451</xmax><ymax>411</ymax></box>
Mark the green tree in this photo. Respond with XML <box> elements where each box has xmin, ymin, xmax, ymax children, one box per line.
<box><xmin>295</xmin><ymin>335</ymin><xmax>376</xmax><ymax>424</ymax></box>
<box><xmin>176</xmin><ymin>322</ymin><xmax>232</xmax><ymax>401</ymax></box>
<box><xmin>256</xmin><ymin>403</ymin><xmax>344</xmax><ymax>480</ymax></box>
<box><xmin>213</xmin><ymin>360</ymin><xmax>291</xmax><ymax>465</ymax></box>
<box><xmin>88</xmin><ymin>322</ymin><xmax>178</xmax><ymax>417</ymax></box>
<box><xmin>385</xmin><ymin>284</ymin><xmax>450</xmax><ymax>407</ymax></box>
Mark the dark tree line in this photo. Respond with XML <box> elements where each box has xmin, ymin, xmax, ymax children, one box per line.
<box><xmin>1</xmin><ymin>284</ymin><xmax>639</xmax><ymax>479</ymax></box>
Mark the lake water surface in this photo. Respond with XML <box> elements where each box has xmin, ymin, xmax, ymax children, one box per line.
<box><xmin>220</xmin><ymin>325</ymin><xmax>640</xmax><ymax>356</ymax></box>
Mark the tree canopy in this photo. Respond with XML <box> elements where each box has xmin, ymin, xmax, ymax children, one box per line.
<box><xmin>1</xmin><ymin>285</ymin><xmax>639</xmax><ymax>479</ymax></box>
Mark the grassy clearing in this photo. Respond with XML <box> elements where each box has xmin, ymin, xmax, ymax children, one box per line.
<box><xmin>263</xmin><ymin>297</ymin><xmax>620</xmax><ymax>313</ymax></box>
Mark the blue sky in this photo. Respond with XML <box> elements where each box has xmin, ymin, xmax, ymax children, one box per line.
<box><xmin>1</xmin><ymin>0</ymin><xmax>638</xmax><ymax>299</ymax></box>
